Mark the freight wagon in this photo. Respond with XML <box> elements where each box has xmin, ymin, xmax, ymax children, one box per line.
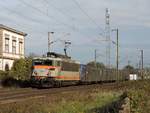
<box><xmin>80</xmin><ymin>65</ymin><xmax>128</xmax><ymax>83</ymax></box>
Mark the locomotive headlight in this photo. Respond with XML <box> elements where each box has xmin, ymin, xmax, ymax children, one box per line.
<box><xmin>47</xmin><ymin>71</ymin><xmax>51</xmax><ymax>76</ymax></box>
<box><xmin>34</xmin><ymin>71</ymin><xmax>37</xmax><ymax>75</ymax></box>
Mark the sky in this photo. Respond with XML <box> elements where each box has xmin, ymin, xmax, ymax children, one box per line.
<box><xmin>0</xmin><ymin>0</ymin><xmax>150</xmax><ymax>68</ymax></box>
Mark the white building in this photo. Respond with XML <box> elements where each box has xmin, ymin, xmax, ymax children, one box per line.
<box><xmin>0</xmin><ymin>24</ymin><xmax>27</xmax><ymax>71</ymax></box>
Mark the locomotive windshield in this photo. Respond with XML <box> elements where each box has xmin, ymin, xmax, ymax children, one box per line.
<box><xmin>32</xmin><ymin>68</ymin><xmax>49</xmax><ymax>76</ymax></box>
<box><xmin>33</xmin><ymin>59</ymin><xmax>53</xmax><ymax>66</ymax></box>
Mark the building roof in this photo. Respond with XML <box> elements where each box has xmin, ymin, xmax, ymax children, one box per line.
<box><xmin>0</xmin><ymin>24</ymin><xmax>27</xmax><ymax>36</ymax></box>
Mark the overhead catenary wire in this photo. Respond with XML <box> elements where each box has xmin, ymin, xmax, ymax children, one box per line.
<box><xmin>43</xmin><ymin>0</ymin><xmax>75</xmax><ymax>21</ymax></box>
<box><xmin>71</xmin><ymin>0</ymin><xmax>105</xmax><ymax>36</ymax></box>
<box><xmin>0</xmin><ymin>4</ymin><xmax>49</xmax><ymax>55</ymax></box>
<box><xmin>0</xmin><ymin>2</ymin><xmax>49</xmax><ymax>35</ymax></box>
<box><xmin>0</xmin><ymin>2</ymin><xmax>55</xmax><ymax>52</ymax></box>
<box><xmin>18</xmin><ymin>0</ymin><xmax>75</xmax><ymax>29</ymax></box>
<box><xmin>1</xmin><ymin>0</ymin><xmax>106</xmax><ymax>50</ymax></box>
<box><xmin>44</xmin><ymin>0</ymin><xmax>104</xmax><ymax>36</ymax></box>
<box><xmin>18</xmin><ymin>0</ymin><xmax>100</xmax><ymax>39</ymax></box>
<box><xmin>0</xmin><ymin>0</ymin><xmax>101</xmax><ymax>53</ymax></box>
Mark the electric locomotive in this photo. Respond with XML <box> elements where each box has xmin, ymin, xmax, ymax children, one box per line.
<box><xmin>30</xmin><ymin>52</ymin><xmax>80</xmax><ymax>87</ymax></box>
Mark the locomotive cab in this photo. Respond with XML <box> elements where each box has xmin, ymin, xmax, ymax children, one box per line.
<box><xmin>31</xmin><ymin>58</ymin><xmax>61</xmax><ymax>87</ymax></box>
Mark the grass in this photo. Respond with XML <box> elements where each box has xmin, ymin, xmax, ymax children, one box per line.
<box><xmin>1</xmin><ymin>80</ymin><xmax>150</xmax><ymax>113</ymax></box>
<box><xmin>51</xmin><ymin>91</ymin><xmax>120</xmax><ymax>113</ymax></box>
<box><xmin>127</xmin><ymin>80</ymin><xmax>150</xmax><ymax>113</ymax></box>
<box><xmin>0</xmin><ymin>89</ymin><xmax>121</xmax><ymax>113</ymax></box>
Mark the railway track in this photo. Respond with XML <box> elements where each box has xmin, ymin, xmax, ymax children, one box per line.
<box><xmin>0</xmin><ymin>82</ymin><xmax>126</xmax><ymax>105</ymax></box>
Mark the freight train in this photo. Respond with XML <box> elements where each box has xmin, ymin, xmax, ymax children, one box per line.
<box><xmin>30</xmin><ymin>52</ymin><xmax>129</xmax><ymax>87</ymax></box>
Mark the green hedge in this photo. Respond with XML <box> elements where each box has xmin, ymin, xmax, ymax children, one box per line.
<box><xmin>0</xmin><ymin>71</ymin><xmax>8</xmax><ymax>80</ymax></box>
<box><xmin>10</xmin><ymin>58</ymin><xmax>32</xmax><ymax>80</ymax></box>
<box><xmin>0</xmin><ymin>58</ymin><xmax>32</xmax><ymax>87</ymax></box>
<box><xmin>0</xmin><ymin>58</ymin><xmax>32</xmax><ymax>81</ymax></box>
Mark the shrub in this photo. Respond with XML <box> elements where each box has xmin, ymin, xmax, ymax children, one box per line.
<box><xmin>1</xmin><ymin>76</ymin><xmax>18</xmax><ymax>87</ymax></box>
<box><xmin>0</xmin><ymin>58</ymin><xmax>32</xmax><ymax>87</ymax></box>
<box><xmin>10</xmin><ymin>58</ymin><xmax>32</xmax><ymax>80</ymax></box>
<box><xmin>0</xmin><ymin>70</ymin><xmax>9</xmax><ymax>79</ymax></box>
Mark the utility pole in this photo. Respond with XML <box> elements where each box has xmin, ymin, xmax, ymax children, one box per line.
<box><xmin>116</xmin><ymin>29</ymin><xmax>119</xmax><ymax>71</ymax></box>
<box><xmin>94</xmin><ymin>49</ymin><xmax>97</xmax><ymax>67</ymax></box>
<box><xmin>105</xmin><ymin>8</ymin><xmax>111</xmax><ymax>68</ymax></box>
<box><xmin>141</xmin><ymin>49</ymin><xmax>144</xmax><ymax>79</ymax></box>
<box><xmin>48</xmin><ymin>32</ymin><xmax>54</xmax><ymax>53</ymax></box>
<box><xmin>141</xmin><ymin>50</ymin><xmax>144</xmax><ymax>70</ymax></box>
<box><xmin>112</xmin><ymin>28</ymin><xmax>119</xmax><ymax>81</ymax></box>
<box><xmin>127</xmin><ymin>55</ymin><xmax>131</xmax><ymax>66</ymax></box>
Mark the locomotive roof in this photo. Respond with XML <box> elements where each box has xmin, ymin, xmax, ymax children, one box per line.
<box><xmin>33</xmin><ymin>57</ymin><xmax>80</xmax><ymax>64</ymax></box>
<box><xmin>33</xmin><ymin>57</ymin><xmax>62</xmax><ymax>61</ymax></box>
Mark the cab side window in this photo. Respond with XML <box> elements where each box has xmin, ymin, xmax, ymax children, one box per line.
<box><xmin>57</xmin><ymin>61</ymin><xmax>61</xmax><ymax>66</ymax></box>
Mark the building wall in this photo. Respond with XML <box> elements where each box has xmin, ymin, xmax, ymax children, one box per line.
<box><xmin>0</xmin><ymin>29</ymin><xmax>3</xmax><ymax>55</ymax></box>
<box><xmin>0</xmin><ymin>59</ymin><xmax>2</xmax><ymax>70</ymax></box>
<box><xmin>0</xmin><ymin>29</ymin><xmax>25</xmax><ymax>71</ymax></box>
<box><xmin>2</xmin><ymin>29</ymin><xmax>25</xmax><ymax>59</ymax></box>
<box><xmin>0</xmin><ymin>58</ymin><xmax>14</xmax><ymax>70</ymax></box>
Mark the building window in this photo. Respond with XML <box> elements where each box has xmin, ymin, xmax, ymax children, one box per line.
<box><xmin>12</xmin><ymin>40</ymin><xmax>16</xmax><ymax>54</ymax></box>
<box><xmin>5</xmin><ymin>38</ymin><xmax>9</xmax><ymax>53</ymax></box>
<box><xmin>5</xmin><ymin>34</ymin><xmax>9</xmax><ymax>53</ymax></box>
<box><xmin>19</xmin><ymin>41</ymin><xmax>23</xmax><ymax>54</ymax></box>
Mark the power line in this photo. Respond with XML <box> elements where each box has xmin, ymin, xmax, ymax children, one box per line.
<box><xmin>43</xmin><ymin>0</ymin><xmax>78</xmax><ymax>32</ymax></box>
<box><xmin>0</xmin><ymin>3</ymin><xmax>42</xmax><ymax>25</ymax></box>
<box><xmin>1</xmin><ymin>0</ymin><xmax>104</xmax><ymax>48</ymax></box>
<box><xmin>0</xmin><ymin>3</ymin><xmax>46</xmax><ymax>34</ymax></box>
<box><xmin>71</xmin><ymin>0</ymin><xmax>105</xmax><ymax>36</ymax></box>
<box><xmin>0</xmin><ymin>1</ymin><xmax>75</xmax><ymax>37</ymax></box>
<box><xmin>0</xmin><ymin>4</ymin><xmax>49</xmax><ymax>54</ymax></box>
<box><xmin>18</xmin><ymin>0</ymin><xmax>101</xmax><ymax>39</ymax></box>
<box><xmin>19</xmin><ymin>0</ymin><xmax>75</xmax><ymax>29</ymax></box>
<box><xmin>44</xmin><ymin>0</ymin><xmax>75</xmax><ymax>21</ymax></box>
<box><xmin>0</xmin><ymin>2</ymin><xmax>56</xmax><ymax>55</ymax></box>
<box><xmin>43</xmin><ymin>0</ymin><xmax>105</xmax><ymax>39</ymax></box>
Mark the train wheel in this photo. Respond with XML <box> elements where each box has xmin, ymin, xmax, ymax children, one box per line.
<box><xmin>55</xmin><ymin>81</ymin><xmax>62</xmax><ymax>88</ymax></box>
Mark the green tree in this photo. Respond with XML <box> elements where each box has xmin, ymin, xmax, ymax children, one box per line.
<box><xmin>123</xmin><ymin>65</ymin><xmax>135</xmax><ymax>73</ymax></box>
<box><xmin>87</xmin><ymin>61</ymin><xmax>105</xmax><ymax>69</ymax></box>
<box><xmin>10</xmin><ymin>58</ymin><xmax>32</xmax><ymax>80</ymax></box>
